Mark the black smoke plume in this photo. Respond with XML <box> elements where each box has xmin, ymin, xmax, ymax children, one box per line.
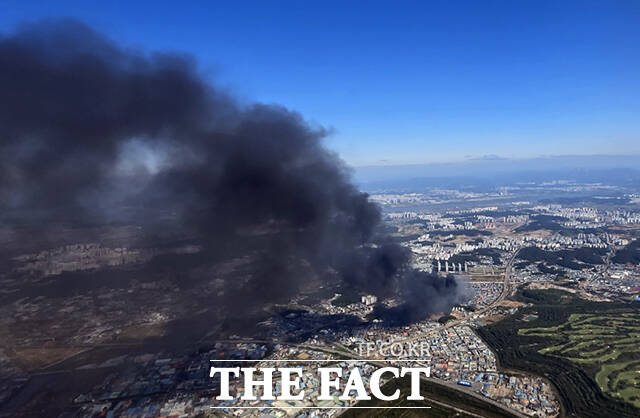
<box><xmin>0</xmin><ymin>19</ymin><xmax>465</xmax><ymax>326</ymax></box>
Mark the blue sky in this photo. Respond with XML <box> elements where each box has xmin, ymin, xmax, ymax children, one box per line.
<box><xmin>1</xmin><ymin>1</ymin><xmax>639</xmax><ymax>166</ymax></box>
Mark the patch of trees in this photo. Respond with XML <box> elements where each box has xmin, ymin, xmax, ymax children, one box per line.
<box><xmin>514</xmin><ymin>214</ymin><xmax>605</xmax><ymax>235</ymax></box>
<box><xmin>518</xmin><ymin>246</ymin><xmax>606</xmax><ymax>271</ymax></box>
<box><xmin>438</xmin><ymin>314</ymin><xmax>456</xmax><ymax>324</ymax></box>
<box><xmin>568</xmin><ymin>247</ymin><xmax>608</xmax><ymax>264</ymax></box>
<box><xmin>515</xmin><ymin>215</ymin><xmax>565</xmax><ymax>232</ymax></box>
<box><xmin>612</xmin><ymin>240</ymin><xmax>640</xmax><ymax>265</ymax></box>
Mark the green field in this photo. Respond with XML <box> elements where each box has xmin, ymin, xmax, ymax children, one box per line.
<box><xmin>519</xmin><ymin>313</ymin><xmax>640</xmax><ymax>407</ymax></box>
<box><xmin>476</xmin><ymin>288</ymin><xmax>640</xmax><ymax>417</ymax></box>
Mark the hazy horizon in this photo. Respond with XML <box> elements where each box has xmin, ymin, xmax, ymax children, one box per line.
<box><xmin>354</xmin><ymin>153</ymin><xmax>640</xmax><ymax>184</ymax></box>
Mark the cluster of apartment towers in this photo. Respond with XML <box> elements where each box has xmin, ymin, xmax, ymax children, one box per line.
<box><xmin>435</xmin><ymin>260</ymin><xmax>468</xmax><ymax>273</ymax></box>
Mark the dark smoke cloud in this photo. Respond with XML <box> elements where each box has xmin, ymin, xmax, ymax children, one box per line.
<box><xmin>0</xmin><ymin>19</ymin><xmax>465</xmax><ymax>324</ymax></box>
